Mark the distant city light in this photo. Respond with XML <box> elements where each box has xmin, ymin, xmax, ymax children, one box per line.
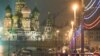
<box><xmin>62</xmin><ymin>46</ymin><xmax>67</xmax><ymax>53</ymax></box>
<box><xmin>72</xmin><ymin>4</ymin><xmax>78</xmax><ymax>11</ymax></box>
<box><xmin>0</xmin><ymin>45</ymin><xmax>3</xmax><ymax>56</ymax></box>
<box><xmin>0</xmin><ymin>27</ymin><xmax>3</xmax><ymax>33</ymax></box>
<box><xmin>56</xmin><ymin>30</ymin><xmax>60</xmax><ymax>33</ymax></box>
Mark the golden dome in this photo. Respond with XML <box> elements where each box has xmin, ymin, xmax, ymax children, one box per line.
<box><xmin>21</xmin><ymin>5</ymin><xmax>31</xmax><ymax>14</ymax></box>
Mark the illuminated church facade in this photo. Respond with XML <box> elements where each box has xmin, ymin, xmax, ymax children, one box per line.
<box><xmin>3</xmin><ymin>0</ymin><xmax>54</xmax><ymax>41</ymax></box>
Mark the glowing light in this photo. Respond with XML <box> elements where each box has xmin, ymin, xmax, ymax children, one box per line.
<box><xmin>85</xmin><ymin>0</ymin><xmax>96</xmax><ymax>11</ymax></box>
<box><xmin>62</xmin><ymin>49</ymin><xmax>66</xmax><ymax>53</ymax></box>
<box><xmin>0</xmin><ymin>27</ymin><xmax>3</xmax><ymax>33</ymax></box>
<box><xmin>62</xmin><ymin>46</ymin><xmax>67</xmax><ymax>53</ymax></box>
<box><xmin>72</xmin><ymin>4</ymin><xmax>78</xmax><ymax>11</ymax></box>
<box><xmin>85</xmin><ymin>0</ymin><xmax>100</xmax><ymax>19</ymax></box>
<box><xmin>70</xmin><ymin>0</ymin><xmax>100</xmax><ymax>48</ymax></box>
<box><xmin>70</xmin><ymin>25</ymin><xmax>81</xmax><ymax>47</ymax></box>
<box><xmin>68</xmin><ymin>29</ymin><xmax>73</xmax><ymax>40</ymax></box>
<box><xmin>56</xmin><ymin>30</ymin><xmax>60</xmax><ymax>33</ymax></box>
<box><xmin>71</xmin><ymin>21</ymin><xmax>74</xmax><ymax>26</ymax></box>
<box><xmin>85</xmin><ymin>0</ymin><xmax>93</xmax><ymax>9</ymax></box>
<box><xmin>84</xmin><ymin>19</ymin><xmax>100</xmax><ymax>29</ymax></box>
<box><xmin>0</xmin><ymin>45</ymin><xmax>3</xmax><ymax>56</ymax></box>
<box><xmin>84</xmin><ymin>16</ymin><xmax>100</xmax><ymax>26</ymax></box>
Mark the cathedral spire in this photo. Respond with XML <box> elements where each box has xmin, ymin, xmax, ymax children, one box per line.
<box><xmin>16</xmin><ymin>0</ymin><xmax>25</xmax><ymax>2</ymax></box>
<box><xmin>32</xmin><ymin>7</ymin><xmax>39</xmax><ymax>13</ymax></box>
<box><xmin>5</xmin><ymin>5</ymin><xmax>11</xmax><ymax>13</ymax></box>
<box><xmin>5</xmin><ymin>5</ymin><xmax>12</xmax><ymax>18</ymax></box>
<box><xmin>15</xmin><ymin>0</ymin><xmax>25</xmax><ymax>12</ymax></box>
<box><xmin>31</xmin><ymin>6</ymin><xmax>40</xmax><ymax>18</ymax></box>
<box><xmin>30</xmin><ymin>6</ymin><xmax>40</xmax><ymax>31</ymax></box>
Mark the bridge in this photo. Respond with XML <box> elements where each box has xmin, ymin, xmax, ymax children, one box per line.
<box><xmin>1</xmin><ymin>40</ymin><xmax>64</xmax><ymax>49</ymax></box>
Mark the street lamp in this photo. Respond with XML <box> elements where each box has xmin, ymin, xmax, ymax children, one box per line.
<box><xmin>72</xmin><ymin>3</ymin><xmax>78</xmax><ymax>26</ymax></box>
<box><xmin>56</xmin><ymin>30</ymin><xmax>60</xmax><ymax>34</ymax></box>
<box><xmin>56</xmin><ymin>30</ymin><xmax>60</xmax><ymax>40</ymax></box>
<box><xmin>56</xmin><ymin>30</ymin><xmax>60</xmax><ymax>41</ymax></box>
<box><xmin>56</xmin><ymin>30</ymin><xmax>60</xmax><ymax>53</ymax></box>
<box><xmin>0</xmin><ymin>27</ymin><xmax>3</xmax><ymax>33</ymax></box>
<box><xmin>0</xmin><ymin>45</ymin><xmax>4</xmax><ymax>56</ymax></box>
<box><xmin>72</xmin><ymin>3</ymin><xmax>78</xmax><ymax>52</ymax></box>
<box><xmin>71</xmin><ymin>21</ymin><xmax>74</xmax><ymax>29</ymax></box>
<box><xmin>81</xmin><ymin>0</ymin><xmax>85</xmax><ymax>56</ymax></box>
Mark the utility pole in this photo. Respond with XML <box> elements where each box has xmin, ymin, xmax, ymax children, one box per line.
<box><xmin>81</xmin><ymin>0</ymin><xmax>85</xmax><ymax>56</ymax></box>
<box><xmin>8</xmin><ymin>38</ymin><xmax>10</xmax><ymax>56</ymax></box>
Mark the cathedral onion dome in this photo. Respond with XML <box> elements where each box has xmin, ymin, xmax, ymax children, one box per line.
<box><xmin>5</xmin><ymin>5</ymin><xmax>12</xmax><ymax>17</ymax></box>
<box><xmin>32</xmin><ymin>7</ymin><xmax>40</xmax><ymax>13</ymax></box>
<box><xmin>21</xmin><ymin>5</ymin><xmax>31</xmax><ymax>18</ymax></box>
<box><xmin>31</xmin><ymin>7</ymin><xmax>40</xmax><ymax>18</ymax></box>
<box><xmin>5</xmin><ymin>5</ymin><xmax>11</xmax><ymax>13</ymax></box>
<box><xmin>16</xmin><ymin>0</ymin><xmax>25</xmax><ymax>4</ymax></box>
<box><xmin>17</xmin><ymin>0</ymin><xmax>25</xmax><ymax>2</ymax></box>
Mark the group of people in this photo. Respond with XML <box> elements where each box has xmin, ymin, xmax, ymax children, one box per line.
<box><xmin>11</xmin><ymin>48</ymin><xmax>32</xmax><ymax>56</ymax></box>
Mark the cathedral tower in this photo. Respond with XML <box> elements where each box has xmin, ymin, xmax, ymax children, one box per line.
<box><xmin>43</xmin><ymin>12</ymin><xmax>54</xmax><ymax>39</ymax></box>
<box><xmin>31</xmin><ymin>7</ymin><xmax>40</xmax><ymax>31</ymax></box>
<box><xmin>21</xmin><ymin>5</ymin><xmax>31</xmax><ymax>30</ymax></box>
<box><xmin>4</xmin><ymin>5</ymin><xmax>12</xmax><ymax>31</ymax></box>
<box><xmin>4</xmin><ymin>5</ymin><xmax>12</xmax><ymax>39</ymax></box>
<box><xmin>15</xmin><ymin>0</ymin><xmax>25</xmax><ymax>12</ymax></box>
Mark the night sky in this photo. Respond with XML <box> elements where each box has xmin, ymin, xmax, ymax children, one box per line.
<box><xmin>1</xmin><ymin>0</ymin><xmax>98</xmax><ymax>30</ymax></box>
<box><xmin>0</xmin><ymin>0</ymin><xmax>75</xmax><ymax>27</ymax></box>
<box><xmin>1</xmin><ymin>0</ymin><xmax>99</xmax><ymax>36</ymax></box>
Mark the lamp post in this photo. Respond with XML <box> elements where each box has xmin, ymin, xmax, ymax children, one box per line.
<box><xmin>68</xmin><ymin>21</ymin><xmax>74</xmax><ymax>42</ymax></box>
<box><xmin>71</xmin><ymin>21</ymin><xmax>74</xmax><ymax>29</ymax></box>
<box><xmin>81</xmin><ymin>0</ymin><xmax>85</xmax><ymax>56</ymax></box>
<box><xmin>72</xmin><ymin>3</ymin><xmax>78</xmax><ymax>52</ymax></box>
<box><xmin>70</xmin><ymin>21</ymin><xmax>74</xmax><ymax>50</ymax></box>
<box><xmin>0</xmin><ymin>27</ymin><xmax>4</xmax><ymax>56</ymax></box>
<box><xmin>56</xmin><ymin>30</ymin><xmax>60</xmax><ymax>34</ymax></box>
<box><xmin>56</xmin><ymin>30</ymin><xmax>60</xmax><ymax>54</ymax></box>
<box><xmin>72</xmin><ymin>4</ymin><xmax>78</xmax><ymax>26</ymax></box>
<box><xmin>56</xmin><ymin>30</ymin><xmax>60</xmax><ymax>44</ymax></box>
<box><xmin>8</xmin><ymin>37</ymin><xmax>10</xmax><ymax>56</ymax></box>
<box><xmin>56</xmin><ymin>30</ymin><xmax>60</xmax><ymax>42</ymax></box>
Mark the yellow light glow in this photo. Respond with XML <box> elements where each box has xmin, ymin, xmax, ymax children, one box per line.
<box><xmin>56</xmin><ymin>30</ymin><xmax>59</xmax><ymax>33</ymax></box>
<box><xmin>62</xmin><ymin>49</ymin><xmax>66</xmax><ymax>53</ymax></box>
<box><xmin>0</xmin><ymin>27</ymin><xmax>3</xmax><ymax>33</ymax></box>
<box><xmin>71</xmin><ymin>21</ymin><xmax>74</xmax><ymax>26</ymax></box>
<box><xmin>68</xmin><ymin>29</ymin><xmax>73</xmax><ymax>41</ymax></box>
<box><xmin>72</xmin><ymin>4</ymin><xmax>78</xmax><ymax>11</ymax></box>
<box><xmin>62</xmin><ymin>46</ymin><xmax>67</xmax><ymax>53</ymax></box>
<box><xmin>0</xmin><ymin>45</ymin><xmax>4</xmax><ymax>56</ymax></box>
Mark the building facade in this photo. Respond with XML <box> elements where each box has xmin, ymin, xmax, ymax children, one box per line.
<box><xmin>84</xmin><ymin>29</ymin><xmax>100</xmax><ymax>49</ymax></box>
<box><xmin>3</xmin><ymin>0</ymin><xmax>55</xmax><ymax>41</ymax></box>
